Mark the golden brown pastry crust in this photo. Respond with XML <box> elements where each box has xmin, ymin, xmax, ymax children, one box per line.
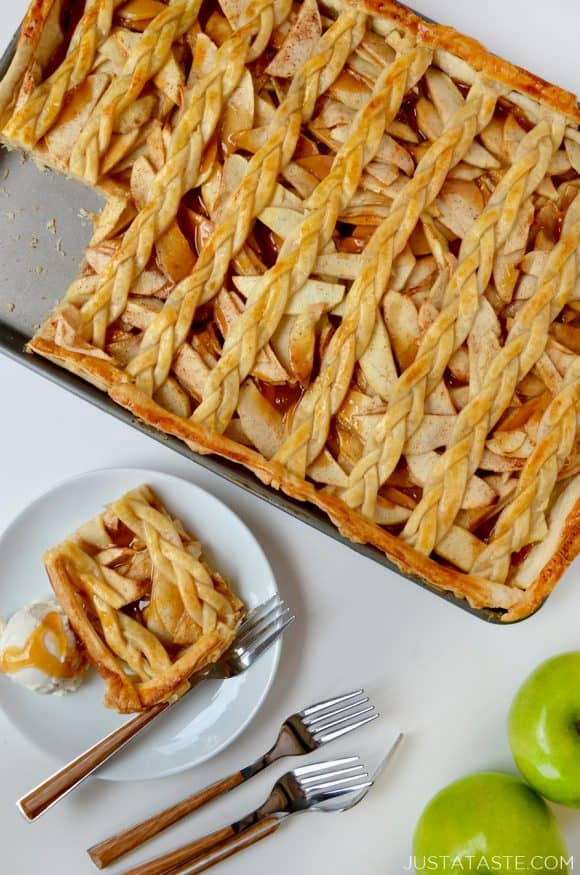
<box><xmin>503</xmin><ymin>497</ymin><xmax>580</xmax><ymax>622</ymax></box>
<box><xmin>355</xmin><ymin>0</ymin><xmax>580</xmax><ymax>122</ymax></box>
<box><xmin>0</xmin><ymin>0</ymin><xmax>61</xmax><ymax>126</ymax></box>
<box><xmin>6</xmin><ymin>0</ymin><xmax>579</xmax><ymax>620</ymax></box>
<box><xmin>32</xmin><ymin>335</ymin><xmax>578</xmax><ymax>621</ymax></box>
<box><xmin>27</xmin><ymin>339</ymin><xmax>524</xmax><ymax>615</ymax></box>
<box><xmin>44</xmin><ymin>484</ymin><xmax>245</xmax><ymax>712</ymax></box>
<box><xmin>102</xmin><ymin>385</ymin><xmax>579</xmax><ymax>619</ymax></box>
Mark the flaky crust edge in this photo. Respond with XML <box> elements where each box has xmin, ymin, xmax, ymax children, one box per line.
<box><xmin>354</xmin><ymin>0</ymin><xmax>580</xmax><ymax>122</ymax></box>
<box><xmin>44</xmin><ymin>551</ymin><xmax>144</xmax><ymax>712</ymax></box>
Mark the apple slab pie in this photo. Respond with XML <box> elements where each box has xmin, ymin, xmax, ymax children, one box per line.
<box><xmin>44</xmin><ymin>485</ymin><xmax>245</xmax><ymax>712</ymax></box>
<box><xmin>1</xmin><ymin>0</ymin><xmax>579</xmax><ymax>622</ymax></box>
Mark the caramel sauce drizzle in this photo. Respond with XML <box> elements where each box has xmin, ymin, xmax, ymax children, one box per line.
<box><xmin>0</xmin><ymin>612</ymin><xmax>83</xmax><ymax>680</ymax></box>
<box><xmin>258</xmin><ymin>380</ymin><xmax>303</xmax><ymax>415</ymax></box>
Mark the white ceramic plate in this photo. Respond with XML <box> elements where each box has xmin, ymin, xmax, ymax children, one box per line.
<box><xmin>0</xmin><ymin>468</ymin><xmax>280</xmax><ymax>781</ymax></box>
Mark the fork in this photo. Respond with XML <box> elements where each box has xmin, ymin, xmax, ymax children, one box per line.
<box><xmin>18</xmin><ymin>595</ymin><xmax>294</xmax><ymax>823</ymax></box>
<box><xmin>119</xmin><ymin>736</ymin><xmax>403</xmax><ymax>875</ymax></box>
<box><xmin>89</xmin><ymin>688</ymin><xmax>379</xmax><ymax>869</ymax></box>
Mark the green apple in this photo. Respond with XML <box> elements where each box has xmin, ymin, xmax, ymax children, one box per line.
<box><xmin>412</xmin><ymin>772</ymin><xmax>569</xmax><ymax>873</ymax></box>
<box><xmin>509</xmin><ymin>651</ymin><xmax>580</xmax><ymax>807</ymax></box>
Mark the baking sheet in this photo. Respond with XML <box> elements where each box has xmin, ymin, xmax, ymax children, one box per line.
<box><xmin>0</xmin><ymin>25</ymin><xmax>514</xmax><ymax>624</ymax></box>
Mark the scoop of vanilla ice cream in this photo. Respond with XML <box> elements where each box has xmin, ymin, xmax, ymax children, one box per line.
<box><xmin>0</xmin><ymin>599</ymin><xmax>87</xmax><ymax>695</ymax></box>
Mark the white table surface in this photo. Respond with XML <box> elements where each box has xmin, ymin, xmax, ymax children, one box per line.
<box><xmin>1</xmin><ymin>1</ymin><xmax>579</xmax><ymax>873</ymax></box>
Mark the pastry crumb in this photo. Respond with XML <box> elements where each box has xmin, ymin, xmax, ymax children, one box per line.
<box><xmin>4</xmin><ymin>210</ymin><xmax>15</xmax><ymax>221</ymax></box>
<box><xmin>2</xmin><ymin>168</ymin><xmax>8</xmax><ymax>181</ymax></box>
<box><xmin>6</xmin><ymin>302</ymin><xmax>14</xmax><ymax>312</ymax></box>
<box><xmin>29</xmin><ymin>235</ymin><xmax>39</xmax><ymax>248</ymax></box>
<box><xmin>34</xmin><ymin>265</ymin><xmax>44</xmax><ymax>274</ymax></box>
<box><xmin>78</xmin><ymin>207</ymin><xmax>94</xmax><ymax>225</ymax></box>
<box><xmin>56</xmin><ymin>237</ymin><xmax>65</xmax><ymax>257</ymax></box>
<box><xmin>0</xmin><ymin>185</ymin><xmax>7</xmax><ymax>196</ymax></box>
<box><xmin>46</xmin><ymin>217</ymin><xmax>57</xmax><ymax>234</ymax></box>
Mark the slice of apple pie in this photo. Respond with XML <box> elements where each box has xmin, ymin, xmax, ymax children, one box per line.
<box><xmin>43</xmin><ymin>485</ymin><xmax>245</xmax><ymax>712</ymax></box>
<box><xmin>1</xmin><ymin>0</ymin><xmax>579</xmax><ymax>620</ymax></box>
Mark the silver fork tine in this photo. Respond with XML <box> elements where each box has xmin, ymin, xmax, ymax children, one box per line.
<box><xmin>294</xmin><ymin>756</ymin><xmax>359</xmax><ymax>776</ymax></box>
<box><xmin>314</xmin><ymin>711</ymin><xmax>379</xmax><ymax>744</ymax></box>
<box><xmin>234</xmin><ymin>597</ymin><xmax>284</xmax><ymax>642</ymax></box>
<box><xmin>234</xmin><ymin>603</ymin><xmax>288</xmax><ymax>647</ymax></box>
<box><xmin>303</xmin><ymin>772</ymin><xmax>369</xmax><ymax>795</ymax></box>
<box><xmin>233</xmin><ymin>612</ymin><xmax>290</xmax><ymax>656</ymax></box>
<box><xmin>236</xmin><ymin>596</ymin><xmax>278</xmax><ymax>630</ymax></box>
<box><xmin>244</xmin><ymin>614</ymin><xmax>295</xmax><ymax>662</ymax></box>
<box><xmin>306</xmin><ymin>734</ymin><xmax>404</xmax><ymax>813</ymax></box>
<box><xmin>240</xmin><ymin>592</ymin><xmax>280</xmax><ymax>629</ymax></box>
<box><xmin>239</xmin><ymin>596</ymin><xmax>283</xmax><ymax>627</ymax></box>
<box><xmin>305</xmin><ymin>781</ymin><xmax>373</xmax><ymax>800</ymax></box>
<box><xmin>299</xmin><ymin>689</ymin><xmax>364</xmax><ymax>718</ymax></box>
<box><xmin>300</xmin><ymin>765</ymin><xmax>366</xmax><ymax>785</ymax></box>
<box><xmin>310</xmin><ymin>704</ymin><xmax>376</xmax><ymax>736</ymax></box>
<box><xmin>303</xmin><ymin>696</ymin><xmax>369</xmax><ymax>727</ymax></box>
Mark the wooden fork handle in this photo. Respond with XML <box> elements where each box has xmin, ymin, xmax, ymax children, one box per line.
<box><xmin>168</xmin><ymin>818</ymin><xmax>281</xmax><ymax>875</ymax></box>
<box><xmin>120</xmin><ymin>818</ymin><xmax>280</xmax><ymax>875</ymax></box>
<box><xmin>88</xmin><ymin>770</ymin><xmax>247</xmax><ymax>869</ymax></box>
<box><xmin>18</xmin><ymin>702</ymin><xmax>168</xmax><ymax>822</ymax></box>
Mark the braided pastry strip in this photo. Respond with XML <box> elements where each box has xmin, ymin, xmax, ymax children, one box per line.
<box><xmin>78</xmin><ymin>27</ymin><xmax>265</xmax><ymax>348</ymax></box>
<box><xmin>136</xmin><ymin>510</ymin><xmax>206</xmax><ymax>635</ymax></box>
<box><xmin>402</xmin><ymin>192</ymin><xmax>580</xmax><ymax>556</ymax></box>
<box><xmin>56</xmin><ymin>541</ymin><xmax>132</xmax><ymax>609</ymax></box>
<box><xmin>54</xmin><ymin>540</ymin><xmax>173</xmax><ymax>681</ymax></box>
<box><xmin>472</xmin><ymin>358</ymin><xmax>580</xmax><ymax>583</ymax></box>
<box><xmin>191</xmin><ymin>46</ymin><xmax>433</xmax><ymax>434</ymax></box>
<box><xmin>145</xmin><ymin>522</ymin><xmax>217</xmax><ymax>637</ymax></box>
<box><xmin>93</xmin><ymin>594</ymin><xmax>172</xmax><ymax>680</ymax></box>
<box><xmin>111</xmin><ymin>492</ymin><xmax>237</xmax><ymax>636</ymax></box>
<box><xmin>127</xmin><ymin>9</ymin><xmax>368</xmax><ymax>394</ymax></box>
<box><xmin>243</xmin><ymin>0</ymin><xmax>286</xmax><ymax>61</ymax></box>
<box><xmin>3</xmin><ymin>0</ymin><xmax>121</xmax><ymax>148</ymax></box>
<box><xmin>274</xmin><ymin>77</ymin><xmax>500</xmax><ymax>477</ymax></box>
<box><xmin>341</xmin><ymin>114</ymin><xmax>566</xmax><ymax>520</ymax></box>
<box><xmin>68</xmin><ymin>0</ymin><xmax>205</xmax><ymax>183</ymax></box>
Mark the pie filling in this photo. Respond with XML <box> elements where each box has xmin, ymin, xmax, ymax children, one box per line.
<box><xmin>2</xmin><ymin>0</ymin><xmax>579</xmax><ymax>619</ymax></box>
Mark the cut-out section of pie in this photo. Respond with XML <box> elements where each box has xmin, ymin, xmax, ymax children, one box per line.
<box><xmin>43</xmin><ymin>485</ymin><xmax>245</xmax><ymax>712</ymax></box>
<box><xmin>2</xmin><ymin>0</ymin><xmax>579</xmax><ymax>621</ymax></box>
